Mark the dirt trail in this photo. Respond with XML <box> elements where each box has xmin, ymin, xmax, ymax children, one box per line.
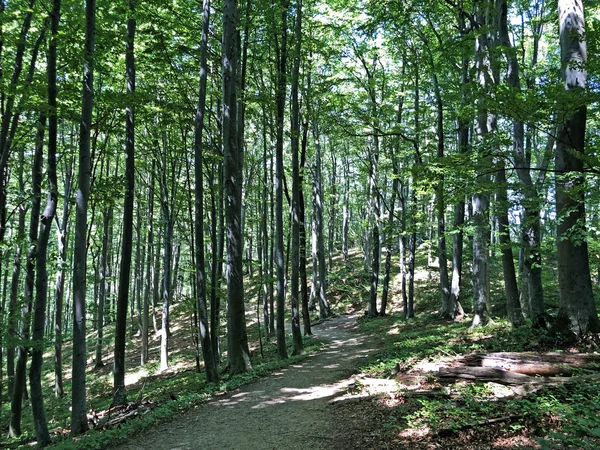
<box><xmin>111</xmin><ymin>314</ymin><xmax>380</xmax><ymax>450</ymax></box>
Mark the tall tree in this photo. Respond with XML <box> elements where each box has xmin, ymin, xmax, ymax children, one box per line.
<box><xmin>223</xmin><ymin>0</ymin><xmax>252</xmax><ymax>374</ymax></box>
<box><xmin>274</xmin><ymin>0</ymin><xmax>289</xmax><ymax>360</ymax></box>
<box><xmin>554</xmin><ymin>0</ymin><xmax>599</xmax><ymax>337</ymax></box>
<box><xmin>29</xmin><ymin>0</ymin><xmax>62</xmax><ymax>443</ymax></box>
<box><xmin>289</xmin><ymin>0</ymin><xmax>304</xmax><ymax>355</ymax></box>
<box><xmin>113</xmin><ymin>0</ymin><xmax>136</xmax><ymax>406</ymax></box>
<box><xmin>71</xmin><ymin>0</ymin><xmax>95</xmax><ymax>435</ymax></box>
<box><xmin>194</xmin><ymin>0</ymin><xmax>218</xmax><ymax>382</ymax></box>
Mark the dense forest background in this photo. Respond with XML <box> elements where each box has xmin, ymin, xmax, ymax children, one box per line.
<box><xmin>0</xmin><ymin>0</ymin><xmax>599</xmax><ymax>447</ymax></box>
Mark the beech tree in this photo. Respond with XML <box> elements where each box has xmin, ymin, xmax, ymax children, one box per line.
<box><xmin>555</xmin><ymin>0</ymin><xmax>599</xmax><ymax>337</ymax></box>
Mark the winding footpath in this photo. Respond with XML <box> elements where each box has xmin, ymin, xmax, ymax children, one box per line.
<box><xmin>111</xmin><ymin>314</ymin><xmax>380</xmax><ymax>450</ymax></box>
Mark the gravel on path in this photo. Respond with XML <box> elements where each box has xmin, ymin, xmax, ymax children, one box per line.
<box><xmin>110</xmin><ymin>314</ymin><xmax>381</xmax><ymax>450</ymax></box>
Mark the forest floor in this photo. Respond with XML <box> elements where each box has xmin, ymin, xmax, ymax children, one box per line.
<box><xmin>109</xmin><ymin>313</ymin><xmax>384</xmax><ymax>450</ymax></box>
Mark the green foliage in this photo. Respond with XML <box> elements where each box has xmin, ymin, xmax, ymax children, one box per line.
<box><xmin>354</xmin><ymin>311</ymin><xmax>600</xmax><ymax>447</ymax></box>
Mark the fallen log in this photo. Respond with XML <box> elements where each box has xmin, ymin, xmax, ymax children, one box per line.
<box><xmin>464</xmin><ymin>352</ymin><xmax>600</xmax><ymax>376</ymax></box>
<box><xmin>437</xmin><ymin>366</ymin><xmax>571</xmax><ymax>386</ymax></box>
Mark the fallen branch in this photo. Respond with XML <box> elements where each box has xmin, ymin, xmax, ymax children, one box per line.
<box><xmin>436</xmin><ymin>414</ymin><xmax>522</xmax><ymax>436</ymax></box>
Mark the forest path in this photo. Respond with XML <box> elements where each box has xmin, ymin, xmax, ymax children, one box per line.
<box><xmin>111</xmin><ymin>314</ymin><xmax>381</xmax><ymax>450</ymax></box>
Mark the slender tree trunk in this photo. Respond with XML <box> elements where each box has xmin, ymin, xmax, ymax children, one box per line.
<box><xmin>71</xmin><ymin>0</ymin><xmax>95</xmax><ymax>434</ymax></box>
<box><xmin>29</xmin><ymin>2</ymin><xmax>61</xmax><ymax>440</ymax></box>
<box><xmin>95</xmin><ymin>204</ymin><xmax>111</xmax><ymax>368</ymax></box>
<box><xmin>380</xmin><ymin>177</ymin><xmax>397</xmax><ymax>316</ymax></box>
<box><xmin>6</xmin><ymin>178</ymin><xmax>26</xmax><ymax>403</ymax></box>
<box><xmin>113</xmin><ymin>0</ymin><xmax>135</xmax><ymax>405</ymax></box>
<box><xmin>261</xmin><ymin>115</ymin><xmax>270</xmax><ymax>337</ymax></box>
<box><xmin>54</xmin><ymin>154</ymin><xmax>73</xmax><ymax>397</ymax></box>
<box><xmin>312</xmin><ymin>123</ymin><xmax>331</xmax><ymax>318</ymax></box>
<box><xmin>134</xmin><ymin>203</ymin><xmax>144</xmax><ymax>335</ymax></box>
<box><xmin>496</xmin><ymin>163</ymin><xmax>522</xmax><ymax>325</ymax></box>
<box><xmin>497</xmin><ymin>0</ymin><xmax>544</xmax><ymax>327</ymax></box>
<box><xmin>223</xmin><ymin>0</ymin><xmax>252</xmax><ymax>374</ymax></box>
<box><xmin>328</xmin><ymin>154</ymin><xmax>337</xmax><ymax>271</ymax></box>
<box><xmin>8</xmin><ymin>122</ymin><xmax>41</xmax><ymax>438</ymax></box>
<box><xmin>471</xmin><ymin>2</ymin><xmax>493</xmax><ymax>328</ymax></box>
<box><xmin>141</xmin><ymin>164</ymin><xmax>154</xmax><ymax>365</ymax></box>
<box><xmin>274</xmin><ymin>0</ymin><xmax>289</xmax><ymax>360</ymax></box>
<box><xmin>299</xmin><ymin>122</ymin><xmax>311</xmax><ymax>335</ymax></box>
<box><xmin>194</xmin><ymin>0</ymin><xmax>218</xmax><ymax>382</ymax></box>
<box><xmin>341</xmin><ymin>155</ymin><xmax>350</xmax><ymax>263</ymax></box>
<box><xmin>289</xmin><ymin>0</ymin><xmax>303</xmax><ymax>355</ymax></box>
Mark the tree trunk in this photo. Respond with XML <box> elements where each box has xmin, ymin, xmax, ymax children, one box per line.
<box><xmin>113</xmin><ymin>0</ymin><xmax>136</xmax><ymax>405</ymax></box>
<box><xmin>194</xmin><ymin>0</ymin><xmax>218</xmax><ymax>382</ymax></box>
<box><xmin>223</xmin><ymin>0</ymin><xmax>252</xmax><ymax>374</ymax></box>
<box><xmin>497</xmin><ymin>0</ymin><xmax>544</xmax><ymax>327</ymax></box>
<box><xmin>328</xmin><ymin>154</ymin><xmax>337</xmax><ymax>270</ymax></box>
<box><xmin>471</xmin><ymin>2</ymin><xmax>492</xmax><ymax>328</ymax></box>
<box><xmin>54</xmin><ymin>153</ymin><xmax>73</xmax><ymax>397</ymax></box>
<box><xmin>313</xmin><ymin>123</ymin><xmax>332</xmax><ymax>319</ymax></box>
<box><xmin>341</xmin><ymin>155</ymin><xmax>350</xmax><ymax>263</ymax></box>
<box><xmin>71</xmin><ymin>0</ymin><xmax>95</xmax><ymax>435</ymax></box>
<box><xmin>261</xmin><ymin>114</ymin><xmax>270</xmax><ymax>337</ymax></box>
<box><xmin>299</xmin><ymin>122</ymin><xmax>311</xmax><ymax>335</ymax></box>
<box><xmin>8</xmin><ymin>117</ymin><xmax>43</xmax><ymax>438</ymax></box>
<box><xmin>289</xmin><ymin>0</ymin><xmax>303</xmax><ymax>355</ymax></box>
<box><xmin>95</xmin><ymin>204</ymin><xmax>111</xmax><ymax>368</ymax></box>
<box><xmin>496</xmin><ymin>164</ymin><xmax>522</xmax><ymax>325</ymax></box>
<box><xmin>141</xmin><ymin>164</ymin><xmax>155</xmax><ymax>366</ymax></box>
<box><xmin>29</xmin><ymin>1</ymin><xmax>61</xmax><ymax>440</ymax></box>
<box><xmin>274</xmin><ymin>0</ymin><xmax>289</xmax><ymax>360</ymax></box>
<box><xmin>554</xmin><ymin>0</ymin><xmax>599</xmax><ymax>337</ymax></box>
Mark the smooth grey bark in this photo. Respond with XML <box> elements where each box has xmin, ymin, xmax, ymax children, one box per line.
<box><xmin>152</xmin><ymin>226</ymin><xmax>162</xmax><ymax>334</ymax></box>
<box><xmin>95</xmin><ymin>203</ymin><xmax>112</xmax><ymax>368</ymax></box>
<box><xmin>113</xmin><ymin>0</ymin><xmax>136</xmax><ymax>405</ymax></box>
<box><xmin>496</xmin><ymin>163</ymin><xmax>523</xmax><ymax>325</ymax></box>
<box><xmin>341</xmin><ymin>155</ymin><xmax>350</xmax><ymax>263</ymax></box>
<box><xmin>159</xmin><ymin>156</ymin><xmax>174</xmax><ymax>371</ymax></box>
<box><xmin>134</xmin><ymin>202</ymin><xmax>144</xmax><ymax>336</ymax></box>
<box><xmin>223</xmin><ymin>0</ymin><xmax>252</xmax><ymax>374</ymax></box>
<box><xmin>299</xmin><ymin>122</ymin><xmax>311</xmax><ymax>336</ymax></box>
<box><xmin>309</xmin><ymin>201</ymin><xmax>317</xmax><ymax>311</ymax></box>
<box><xmin>424</xmin><ymin>41</ymin><xmax>451</xmax><ymax>318</ymax></box>
<box><xmin>30</xmin><ymin>1</ymin><xmax>61</xmax><ymax>441</ymax></box>
<box><xmin>54</xmin><ymin>153</ymin><xmax>73</xmax><ymax>397</ymax></box>
<box><xmin>261</xmin><ymin>113</ymin><xmax>270</xmax><ymax>337</ymax></box>
<box><xmin>449</xmin><ymin>16</ymin><xmax>469</xmax><ymax>319</ymax></box>
<box><xmin>555</xmin><ymin>0</ymin><xmax>599</xmax><ymax>337</ymax></box>
<box><xmin>274</xmin><ymin>0</ymin><xmax>289</xmax><ymax>360</ymax></box>
<box><xmin>368</xmin><ymin>146</ymin><xmax>380</xmax><ymax>317</ymax></box>
<box><xmin>471</xmin><ymin>3</ymin><xmax>492</xmax><ymax>328</ymax></box>
<box><xmin>380</xmin><ymin>174</ymin><xmax>397</xmax><ymax>316</ymax></box>
<box><xmin>497</xmin><ymin>0</ymin><xmax>544</xmax><ymax>327</ymax></box>
<box><xmin>71</xmin><ymin>0</ymin><xmax>95</xmax><ymax>435</ymax></box>
<box><xmin>8</xmin><ymin>123</ymin><xmax>40</xmax><ymax>439</ymax></box>
<box><xmin>194</xmin><ymin>0</ymin><xmax>218</xmax><ymax>382</ymax></box>
<box><xmin>141</xmin><ymin>165</ymin><xmax>154</xmax><ymax>366</ymax></box>
<box><xmin>312</xmin><ymin>124</ymin><xmax>332</xmax><ymax>319</ymax></box>
<box><xmin>7</xmin><ymin>163</ymin><xmax>26</xmax><ymax>402</ymax></box>
<box><xmin>209</xmin><ymin>159</ymin><xmax>224</xmax><ymax>358</ymax></box>
<box><xmin>328</xmin><ymin>154</ymin><xmax>337</xmax><ymax>271</ymax></box>
<box><xmin>289</xmin><ymin>0</ymin><xmax>304</xmax><ymax>355</ymax></box>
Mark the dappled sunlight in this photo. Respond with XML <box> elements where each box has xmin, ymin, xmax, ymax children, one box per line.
<box><xmin>124</xmin><ymin>368</ymin><xmax>148</xmax><ymax>387</ymax></box>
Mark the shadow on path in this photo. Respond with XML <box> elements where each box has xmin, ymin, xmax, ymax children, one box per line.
<box><xmin>111</xmin><ymin>314</ymin><xmax>381</xmax><ymax>450</ymax></box>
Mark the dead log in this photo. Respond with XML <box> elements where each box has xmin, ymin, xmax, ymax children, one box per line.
<box><xmin>464</xmin><ymin>352</ymin><xmax>600</xmax><ymax>376</ymax></box>
<box><xmin>437</xmin><ymin>366</ymin><xmax>571</xmax><ymax>386</ymax></box>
